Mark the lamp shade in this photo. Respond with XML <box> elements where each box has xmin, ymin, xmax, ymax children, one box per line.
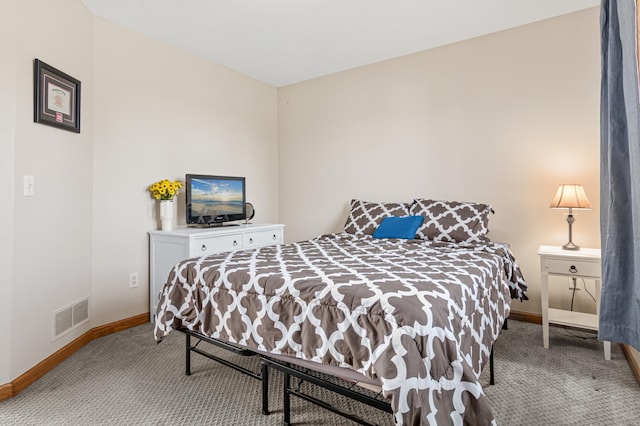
<box><xmin>550</xmin><ymin>184</ymin><xmax>592</xmax><ymax>209</ymax></box>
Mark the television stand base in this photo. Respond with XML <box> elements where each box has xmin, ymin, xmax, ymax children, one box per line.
<box><xmin>188</xmin><ymin>223</ymin><xmax>241</xmax><ymax>228</ymax></box>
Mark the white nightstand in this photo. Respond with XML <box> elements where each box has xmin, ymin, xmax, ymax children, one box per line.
<box><xmin>538</xmin><ymin>245</ymin><xmax>611</xmax><ymax>360</ymax></box>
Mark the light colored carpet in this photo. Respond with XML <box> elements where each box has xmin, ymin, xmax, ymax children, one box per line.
<box><xmin>0</xmin><ymin>320</ymin><xmax>638</xmax><ymax>425</ymax></box>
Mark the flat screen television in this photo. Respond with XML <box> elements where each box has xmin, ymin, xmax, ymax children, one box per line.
<box><xmin>185</xmin><ymin>174</ymin><xmax>246</xmax><ymax>226</ymax></box>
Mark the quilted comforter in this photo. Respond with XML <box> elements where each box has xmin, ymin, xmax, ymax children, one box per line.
<box><xmin>154</xmin><ymin>232</ymin><xmax>527</xmax><ymax>425</ymax></box>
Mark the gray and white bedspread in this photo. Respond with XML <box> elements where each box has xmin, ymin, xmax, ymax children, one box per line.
<box><xmin>154</xmin><ymin>232</ymin><xmax>527</xmax><ymax>425</ymax></box>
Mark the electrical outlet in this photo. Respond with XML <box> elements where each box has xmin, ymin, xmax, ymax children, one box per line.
<box><xmin>24</xmin><ymin>175</ymin><xmax>35</xmax><ymax>196</ymax></box>
<box><xmin>129</xmin><ymin>272</ymin><xmax>139</xmax><ymax>288</ymax></box>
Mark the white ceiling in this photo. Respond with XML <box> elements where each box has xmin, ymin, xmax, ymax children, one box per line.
<box><xmin>81</xmin><ymin>0</ymin><xmax>600</xmax><ymax>87</ymax></box>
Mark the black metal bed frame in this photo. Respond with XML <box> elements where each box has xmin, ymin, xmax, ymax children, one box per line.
<box><xmin>179</xmin><ymin>318</ymin><xmax>507</xmax><ymax>425</ymax></box>
<box><xmin>181</xmin><ymin>329</ymin><xmax>270</xmax><ymax>415</ymax></box>
<box><xmin>262</xmin><ymin>357</ymin><xmax>393</xmax><ymax>426</ymax></box>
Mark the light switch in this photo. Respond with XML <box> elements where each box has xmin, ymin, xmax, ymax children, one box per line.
<box><xmin>24</xmin><ymin>175</ymin><xmax>35</xmax><ymax>196</ymax></box>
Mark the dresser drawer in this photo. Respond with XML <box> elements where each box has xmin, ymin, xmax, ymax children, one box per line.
<box><xmin>546</xmin><ymin>258</ymin><xmax>601</xmax><ymax>277</ymax></box>
<box><xmin>244</xmin><ymin>229</ymin><xmax>282</xmax><ymax>248</ymax></box>
<box><xmin>190</xmin><ymin>234</ymin><xmax>242</xmax><ymax>256</ymax></box>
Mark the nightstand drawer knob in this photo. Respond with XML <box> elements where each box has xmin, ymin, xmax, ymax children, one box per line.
<box><xmin>201</xmin><ymin>244</ymin><xmax>207</xmax><ymax>251</ymax></box>
<box><xmin>569</xmin><ymin>265</ymin><xmax>578</xmax><ymax>273</ymax></box>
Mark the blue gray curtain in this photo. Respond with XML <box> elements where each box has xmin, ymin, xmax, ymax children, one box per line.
<box><xmin>599</xmin><ymin>0</ymin><xmax>640</xmax><ymax>351</ymax></box>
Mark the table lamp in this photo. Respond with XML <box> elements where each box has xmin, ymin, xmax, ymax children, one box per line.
<box><xmin>549</xmin><ymin>184</ymin><xmax>592</xmax><ymax>250</ymax></box>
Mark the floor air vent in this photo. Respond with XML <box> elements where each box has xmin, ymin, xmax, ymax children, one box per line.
<box><xmin>53</xmin><ymin>298</ymin><xmax>89</xmax><ymax>341</ymax></box>
<box><xmin>73</xmin><ymin>298</ymin><xmax>89</xmax><ymax>325</ymax></box>
<box><xmin>54</xmin><ymin>307</ymin><xmax>73</xmax><ymax>337</ymax></box>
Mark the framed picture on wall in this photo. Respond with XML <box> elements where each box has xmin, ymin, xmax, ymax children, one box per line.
<box><xmin>33</xmin><ymin>59</ymin><xmax>81</xmax><ymax>133</ymax></box>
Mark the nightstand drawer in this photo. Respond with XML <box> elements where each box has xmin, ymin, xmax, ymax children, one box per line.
<box><xmin>191</xmin><ymin>234</ymin><xmax>242</xmax><ymax>256</ymax></box>
<box><xmin>546</xmin><ymin>258</ymin><xmax>601</xmax><ymax>277</ymax></box>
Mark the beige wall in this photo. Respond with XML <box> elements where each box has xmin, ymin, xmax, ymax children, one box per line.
<box><xmin>8</xmin><ymin>0</ymin><xmax>95</xmax><ymax>380</ymax></box>
<box><xmin>278</xmin><ymin>8</ymin><xmax>601</xmax><ymax>316</ymax></box>
<box><xmin>2</xmin><ymin>0</ymin><xmax>278</xmax><ymax>382</ymax></box>
<box><xmin>0</xmin><ymin>0</ymin><xmax>18</xmax><ymax>385</ymax></box>
<box><xmin>90</xmin><ymin>19</ymin><xmax>278</xmax><ymax>325</ymax></box>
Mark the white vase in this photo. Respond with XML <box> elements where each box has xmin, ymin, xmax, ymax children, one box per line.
<box><xmin>159</xmin><ymin>199</ymin><xmax>174</xmax><ymax>231</ymax></box>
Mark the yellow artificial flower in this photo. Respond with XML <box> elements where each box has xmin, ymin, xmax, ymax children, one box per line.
<box><xmin>149</xmin><ymin>179</ymin><xmax>182</xmax><ymax>201</ymax></box>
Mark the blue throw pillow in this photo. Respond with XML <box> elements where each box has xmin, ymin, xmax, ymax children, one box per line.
<box><xmin>372</xmin><ymin>215</ymin><xmax>424</xmax><ymax>239</ymax></box>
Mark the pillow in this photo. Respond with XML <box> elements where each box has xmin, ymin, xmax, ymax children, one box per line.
<box><xmin>373</xmin><ymin>216</ymin><xmax>424</xmax><ymax>239</ymax></box>
<box><xmin>409</xmin><ymin>198</ymin><xmax>493</xmax><ymax>243</ymax></box>
<box><xmin>343</xmin><ymin>200</ymin><xmax>411</xmax><ymax>235</ymax></box>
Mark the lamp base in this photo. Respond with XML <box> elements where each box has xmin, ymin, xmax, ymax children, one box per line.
<box><xmin>562</xmin><ymin>241</ymin><xmax>580</xmax><ymax>251</ymax></box>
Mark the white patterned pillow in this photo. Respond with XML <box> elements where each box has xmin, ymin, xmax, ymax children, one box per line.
<box><xmin>343</xmin><ymin>200</ymin><xmax>411</xmax><ymax>235</ymax></box>
<box><xmin>409</xmin><ymin>198</ymin><xmax>493</xmax><ymax>243</ymax></box>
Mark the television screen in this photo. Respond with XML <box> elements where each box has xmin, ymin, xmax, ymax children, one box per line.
<box><xmin>186</xmin><ymin>174</ymin><xmax>246</xmax><ymax>226</ymax></box>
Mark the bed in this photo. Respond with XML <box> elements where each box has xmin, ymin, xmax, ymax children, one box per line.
<box><xmin>154</xmin><ymin>199</ymin><xmax>527</xmax><ymax>425</ymax></box>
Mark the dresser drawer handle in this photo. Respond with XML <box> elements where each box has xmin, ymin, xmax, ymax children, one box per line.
<box><xmin>249</xmin><ymin>237</ymin><xmax>253</xmax><ymax>244</ymax></box>
<box><xmin>273</xmin><ymin>234</ymin><xmax>277</xmax><ymax>240</ymax></box>
<box><xmin>569</xmin><ymin>265</ymin><xmax>578</xmax><ymax>273</ymax></box>
<box><xmin>201</xmin><ymin>244</ymin><xmax>207</xmax><ymax>252</ymax></box>
<box><xmin>233</xmin><ymin>240</ymin><xmax>238</xmax><ymax>246</ymax></box>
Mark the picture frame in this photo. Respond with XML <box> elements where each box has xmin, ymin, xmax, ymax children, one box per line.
<box><xmin>33</xmin><ymin>59</ymin><xmax>81</xmax><ymax>133</ymax></box>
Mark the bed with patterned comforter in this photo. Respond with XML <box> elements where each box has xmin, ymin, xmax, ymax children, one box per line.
<box><xmin>154</xmin><ymin>230</ymin><xmax>527</xmax><ymax>425</ymax></box>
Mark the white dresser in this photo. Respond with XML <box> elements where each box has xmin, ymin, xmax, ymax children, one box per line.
<box><xmin>149</xmin><ymin>223</ymin><xmax>285</xmax><ymax>322</ymax></box>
